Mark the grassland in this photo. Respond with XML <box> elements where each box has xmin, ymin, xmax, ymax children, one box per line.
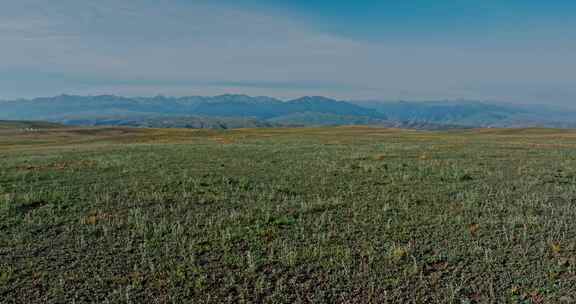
<box><xmin>0</xmin><ymin>120</ymin><xmax>65</xmax><ymax>130</ymax></box>
<box><xmin>2</xmin><ymin>125</ymin><xmax>576</xmax><ymax>303</ymax></box>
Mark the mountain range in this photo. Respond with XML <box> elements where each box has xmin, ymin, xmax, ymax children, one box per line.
<box><xmin>1</xmin><ymin>94</ymin><xmax>575</xmax><ymax>129</ymax></box>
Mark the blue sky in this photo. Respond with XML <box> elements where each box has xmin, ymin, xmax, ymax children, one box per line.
<box><xmin>1</xmin><ymin>0</ymin><xmax>575</xmax><ymax>105</ymax></box>
<box><xmin>239</xmin><ymin>1</ymin><xmax>576</xmax><ymax>39</ymax></box>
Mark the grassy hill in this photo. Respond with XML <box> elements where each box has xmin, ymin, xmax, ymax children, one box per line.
<box><xmin>0</xmin><ymin>120</ymin><xmax>65</xmax><ymax>129</ymax></box>
<box><xmin>2</xmin><ymin>126</ymin><xmax>576</xmax><ymax>302</ymax></box>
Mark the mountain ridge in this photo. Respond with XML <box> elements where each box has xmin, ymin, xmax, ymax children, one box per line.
<box><xmin>1</xmin><ymin>94</ymin><xmax>574</xmax><ymax>129</ymax></box>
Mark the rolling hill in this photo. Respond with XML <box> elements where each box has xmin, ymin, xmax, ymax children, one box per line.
<box><xmin>0</xmin><ymin>120</ymin><xmax>65</xmax><ymax>130</ymax></box>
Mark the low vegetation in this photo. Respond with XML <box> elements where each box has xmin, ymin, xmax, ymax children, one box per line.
<box><xmin>0</xmin><ymin>120</ymin><xmax>65</xmax><ymax>130</ymax></box>
<box><xmin>2</xmin><ymin>125</ymin><xmax>576</xmax><ymax>303</ymax></box>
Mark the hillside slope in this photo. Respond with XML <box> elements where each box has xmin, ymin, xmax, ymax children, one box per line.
<box><xmin>0</xmin><ymin>120</ymin><xmax>65</xmax><ymax>129</ymax></box>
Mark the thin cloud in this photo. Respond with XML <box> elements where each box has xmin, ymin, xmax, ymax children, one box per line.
<box><xmin>0</xmin><ymin>0</ymin><xmax>575</xmax><ymax>105</ymax></box>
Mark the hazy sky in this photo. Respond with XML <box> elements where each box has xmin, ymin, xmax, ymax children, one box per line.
<box><xmin>2</xmin><ymin>0</ymin><xmax>576</xmax><ymax>105</ymax></box>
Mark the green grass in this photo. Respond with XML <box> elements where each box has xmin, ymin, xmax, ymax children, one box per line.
<box><xmin>2</xmin><ymin>126</ymin><xmax>576</xmax><ymax>303</ymax></box>
<box><xmin>0</xmin><ymin>120</ymin><xmax>65</xmax><ymax>130</ymax></box>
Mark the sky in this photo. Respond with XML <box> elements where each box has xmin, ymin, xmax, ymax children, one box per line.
<box><xmin>1</xmin><ymin>0</ymin><xmax>576</xmax><ymax>105</ymax></box>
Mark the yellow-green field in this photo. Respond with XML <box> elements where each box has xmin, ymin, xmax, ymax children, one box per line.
<box><xmin>2</xmin><ymin>126</ymin><xmax>576</xmax><ymax>303</ymax></box>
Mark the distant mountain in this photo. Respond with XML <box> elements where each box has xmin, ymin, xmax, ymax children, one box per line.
<box><xmin>192</xmin><ymin>94</ymin><xmax>285</xmax><ymax>118</ymax></box>
<box><xmin>352</xmin><ymin>100</ymin><xmax>518</xmax><ymax>124</ymax></box>
<box><xmin>1</xmin><ymin>94</ymin><xmax>575</xmax><ymax>129</ymax></box>
<box><xmin>62</xmin><ymin>115</ymin><xmax>280</xmax><ymax>129</ymax></box>
<box><xmin>269</xmin><ymin>112</ymin><xmax>385</xmax><ymax>126</ymax></box>
<box><xmin>352</xmin><ymin>100</ymin><xmax>576</xmax><ymax>128</ymax></box>
<box><xmin>0</xmin><ymin>94</ymin><xmax>388</xmax><ymax>127</ymax></box>
<box><xmin>0</xmin><ymin>94</ymin><xmax>381</xmax><ymax>119</ymax></box>
<box><xmin>0</xmin><ymin>94</ymin><xmax>199</xmax><ymax>119</ymax></box>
